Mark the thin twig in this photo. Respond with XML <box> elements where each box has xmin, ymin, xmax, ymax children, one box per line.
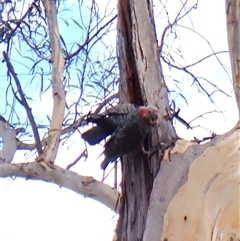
<box><xmin>3</xmin><ymin>51</ymin><xmax>43</xmax><ymax>155</ymax></box>
<box><xmin>4</xmin><ymin>1</ymin><xmax>37</xmax><ymax>47</ymax></box>
<box><xmin>188</xmin><ymin>110</ymin><xmax>223</xmax><ymax>125</ymax></box>
<box><xmin>102</xmin><ymin>163</ymin><xmax>116</xmax><ymax>182</ymax></box>
<box><xmin>16</xmin><ymin>94</ymin><xmax>119</xmax><ymax>150</ymax></box>
<box><xmin>177</xmin><ymin>24</ymin><xmax>232</xmax><ymax>82</ymax></box>
<box><xmin>161</xmin><ymin>56</ymin><xmax>222</xmax><ymax>104</ymax></box>
<box><xmin>66</xmin><ymin>15</ymin><xmax>117</xmax><ymax>60</ymax></box>
<box><xmin>66</xmin><ymin>149</ymin><xmax>88</xmax><ymax>170</ymax></box>
<box><xmin>93</xmin><ymin>93</ymin><xmax>119</xmax><ymax>114</ymax></box>
<box><xmin>183</xmin><ymin>51</ymin><xmax>229</xmax><ymax>69</ymax></box>
<box><xmin>192</xmin><ymin>133</ymin><xmax>216</xmax><ymax>143</ymax></box>
<box><xmin>159</xmin><ymin>1</ymin><xmax>198</xmax><ymax>53</ymax></box>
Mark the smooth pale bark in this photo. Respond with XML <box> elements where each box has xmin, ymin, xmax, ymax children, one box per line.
<box><xmin>226</xmin><ymin>0</ymin><xmax>240</xmax><ymax>118</ymax></box>
<box><xmin>160</xmin><ymin>128</ymin><xmax>240</xmax><ymax>240</ymax></box>
<box><xmin>0</xmin><ymin>119</ymin><xmax>119</xmax><ymax>211</ymax></box>
<box><xmin>0</xmin><ymin>118</ymin><xmax>17</xmax><ymax>163</ymax></box>
<box><xmin>143</xmin><ymin>125</ymin><xmax>240</xmax><ymax>241</ymax></box>
<box><xmin>42</xmin><ymin>0</ymin><xmax>65</xmax><ymax>163</ymax></box>
<box><xmin>0</xmin><ymin>1</ymin><xmax>120</xmax><ymax>214</ymax></box>
<box><xmin>0</xmin><ymin>161</ymin><xmax>119</xmax><ymax>211</ymax></box>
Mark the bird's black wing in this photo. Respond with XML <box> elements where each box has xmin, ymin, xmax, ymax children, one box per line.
<box><xmin>106</xmin><ymin>103</ymin><xmax>137</xmax><ymax>126</ymax></box>
<box><xmin>85</xmin><ymin>103</ymin><xmax>137</xmax><ymax>130</ymax></box>
<box><xmin>82</xmin><ymin>103</ymin><xmax>138</xmax><ymax>146</ymax></box>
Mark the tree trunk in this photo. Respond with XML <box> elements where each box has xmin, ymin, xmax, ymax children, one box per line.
<box><xmin>226</xmin><ymin>0</ymin><xmax>240</xmax><ymax>116</ymax></box>
<box><xmin>116</xmin><ymin>0</ymin><xmax>240</xmax><ymax>241</ymax></box>
<box><xmin>116</xmin><ymin>0</ymin><xmax>177</xmax><ymax>240</ymax></box>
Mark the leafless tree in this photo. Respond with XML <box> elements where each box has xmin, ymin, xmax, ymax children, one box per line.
<box><xmin>0</xmin><ymin>0</ymin><xmax>239</xmax><ymax>240</ymax></box>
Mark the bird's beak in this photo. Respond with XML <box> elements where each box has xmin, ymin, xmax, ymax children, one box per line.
<box><xmin>150</xmin><ymin>116</ymin><xmax>158</xmax><ymax>125</ymax></box>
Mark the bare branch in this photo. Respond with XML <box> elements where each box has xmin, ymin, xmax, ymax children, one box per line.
<box><xmin>161</xmin><ymin>56</ymin><xmax>228</xmax><ymax>104</ymax></box>
<box><xmin>183</xmin><ymin>51</ymin><xmax>229</xmax><ymax>69</ymax></box>
<box><xmin>170</xmin><ymin>108</ymin><xmax>191</xmax><ymax>129</ymax></box>
<box><xmin>171</xmin><ymin>108</ymin><xmax>225</xmax><ymax>133</ymax></box>
<box><xmin>66</xmin><ymin>149</ymin><xmax>88</xmax><ymax>170</ymax></box>
<box><xmin>192</xmin><ymin>133</ymin><xmax>216</xmax><ymax>143</ymax></box>
<box><xmin>159</xmin><ymin>0</ymin><xmax>198</xmax><ymax>53</ymax></box>
<box><xmin>93</xmin><ymin>92</ymin><xmax>119</xmax><ymax>113</ymax></box>
<box><xmin>178</xmin><ymin>24</ymin><xmax>232</xmax><ymax>82</ymax></box>
<box><xmin>16</xmin><ymin>94</ymin><xmax>119</xmax><ymax>151</ymax></box>
<box><xmin>66</xmin><ymin>15</ymin><xmax>117</xmax><ymax>60</ymax></box>
<box><xmin>3</xmin><ymin>51</ymin><xmax>43</xmax><ymax>156</ymax></box>
<box><xmin>3</xmin><ymin>0</ymin><xmax>37</xmax><ymax>47</ymax></box>
<box><xmin>0</xmin><ymin>161</ymin><xmax>120</xmax><ymax>212</ymax></box>
<box><xmin>188</xmin><ymin>110</ymin><xmax>224</xmax><ymax>125</ymax></box>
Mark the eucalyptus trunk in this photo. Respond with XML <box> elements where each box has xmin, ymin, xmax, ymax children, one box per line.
<box><xmin>115</xmin><ymin>0</ymin><xmax>240</xmax><ymax>240</ymax></box>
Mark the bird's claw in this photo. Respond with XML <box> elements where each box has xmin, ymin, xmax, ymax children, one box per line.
<box><xmin>142</xmin><ymin>146</ymin><xmax>159</xmax><ymax>158</ymax></box>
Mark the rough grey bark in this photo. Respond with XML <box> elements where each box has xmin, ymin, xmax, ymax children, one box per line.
<box><xmin>116</xmin><ymin>0</ymin><xmax>177</xmax><ymax>240</ymax></box>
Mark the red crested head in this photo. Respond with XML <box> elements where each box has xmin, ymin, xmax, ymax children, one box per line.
<box><xmin>139</xmin><ymin>105</ymin><xmax>158</xmax><ymax>125</ymax></box>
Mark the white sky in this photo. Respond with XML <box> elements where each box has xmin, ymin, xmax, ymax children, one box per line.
<box><xmin>0</xmin><ymin>0</ymin><xmax>238</xmax><ymax>241</ymax></box>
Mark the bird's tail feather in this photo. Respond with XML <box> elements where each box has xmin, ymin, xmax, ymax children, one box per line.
<box><xmin>100</xmin><ymin>158</ymin><xmax>110</xmax><ymax>170</ymax></box>
<box><xmin>81</xmin><ymin>126</ymin><xmax>109</xmax><ymax>145</ymax></box>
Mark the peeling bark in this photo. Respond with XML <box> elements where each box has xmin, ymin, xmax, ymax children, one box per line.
<box><xmin>116</xmin><ymin>0</ymin><xmax>177</xmax><ymax>240</ymax></box>
<box><xmin>160</xmin><ymin>127</ymin><xmax>240</xmax><ymax>241</ymax></box>
<box><xmin>143</xmin><ymin>124</ymin><xmax>240</xmax><ymax>241</ymax></box>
